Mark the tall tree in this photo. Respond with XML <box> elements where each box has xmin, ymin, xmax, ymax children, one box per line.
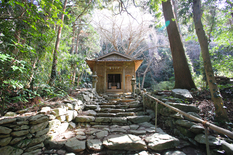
<box><xmin>49</xmin><ymin>0</ymin><xmax>68</xmax><ymax>86</ymax></box>
<box><xmin>193</xmin><ymin>0</ymin><xmax>228</xmax><ymax>121</ymax></box>
<box><xmin>162</xmin><ymin>0</ymin><xmax>196</xmax><ymax>90</ymax></box>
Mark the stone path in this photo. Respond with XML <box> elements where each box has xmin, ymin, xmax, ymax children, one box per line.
<box><xmin>42</xmin><ymin>93</ymin><xmax>188</xmax><ymax>155</ymax></box>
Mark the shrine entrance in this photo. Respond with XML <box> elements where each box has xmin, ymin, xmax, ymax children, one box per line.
<box><xmin>108</xmin><ymin>74</ymin><xmax>121</xmax><ymax>89</ymax></box>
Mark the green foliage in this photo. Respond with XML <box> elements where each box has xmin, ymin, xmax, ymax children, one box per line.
<box><xmin>153</xmin><ymin>81</ymin><xmax>174</xmax><ymax>91</ymax></box>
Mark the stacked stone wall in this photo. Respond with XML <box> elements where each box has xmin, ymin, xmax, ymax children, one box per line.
<box><xmin>139</xmin><ymin>90</ymin><xmax>233</xmax><ymax>154</ymax></box>
<box><xmin>0</xmin><ymin>115</ymin><xmax>49</xmax><ymax>155</ymax></box>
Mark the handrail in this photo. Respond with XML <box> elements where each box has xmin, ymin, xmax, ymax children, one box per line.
<box><xmin>145</xmin><ymin>93</ymin><xmax>233</xmax><ymax>139</ymax></box>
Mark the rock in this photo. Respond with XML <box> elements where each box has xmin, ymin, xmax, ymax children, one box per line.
<box><xmin>127</xmin><ymin>116</ymin><xmax>151</xmax><ymax>124</ymax></box>
<box><xmin>112</xmin><ymin>117</ymin><xmax>127</xmax><ymax>123</ymax></box>
<box><xmin>66</xmin><ymin>110</ymin><xmax>77</xmax><ymax>122</ymax></box>
<box><xmin>164</xmin><ymin>150</ymin><xmax>186</xmax><ymax>155</ymax></box>
<box><xmin>0</xmin><ymin>137</ymin><xmax>12</xmax><ymax>146</ymax></box>
<box><xmin>56</xmin><ymin>115</ymin><xmax>66</xmax><ymax>122</ymax></box>
<box><xmin>15</xmin><ymin>139</ymin><xmax>31</xmax><ymax>148</ymax></box>
<box><xmin>25</xmin><ymin>142</ymin><xmax>44</xmax><ymax>152</ymax></box>
<box><xmin>76</xmin><ymin>135</ymin><xmax>86</xmax><ymax>140</ymax></box>
<box><xmin>0</xmin><ymin>117</ymin><xmax>16</xmax><ymax>125</ymax></box>
<box><xmin>0</xmin><ymin>126</ymin><xmax>12</xmax><ymax>134</ymax></box>
<box><xmin>189</xmin><ymin>125</ymin><xmax>205</xmax><ymax>134</ymax></box>
<box><xmin>128</xmin><ymin>130</ymin><xmax>146</xmax><ymax>135</ymax></box>
<box><xmin>39</xmin><ymin>107</ymin><xmax>51</xmax><ymax>114</ymax></box>
<box><xmin>145</xmin><ymin>132</ymin><xmax>179</xmax><ymax>151</ymax></box>
<box><xmin>75</xmin><ymin>116</ymin><xmax>95</xmax><ymax>123</ymax></box>
<box><xmin>175</xmin><ymin>120</ymin><xmax>196</xmax><ymax>128</ymax></box>
<box><xmin>14</xmin><ymin>125</ymin><xmax>30</xmax><ymax>131</ymax></box>
<box><xmin>85</xmin><ymin>105</ymin><xmax>98</xmax><ymax>110</ymax></box>
<box><xmin>28</xmin><ymin>135</ymin><xmax>47</xmax><ymax>147</ymax></box>
<box><xmin>52</xmin><ymin>108</ymin><xmax>67</xmax><ymax>116</ymax></box>
<box><xmin>65</xmin><ymin>137</ymin><xmax>86</xmax><ymax>153</ymax></box>
<box><xmin>87</xmin><ymin>139</ymin><xmax>103</xmax><ymax>151</ymax></box>
<box><xmin>29</xmin><ymin>114</ymin><xmax>49</xmax><ymax>124</ymax></box>
<box><xmin>49</xmin><ymin>119</ymin><xmax>61</xmax><ymax>129</ymax></box>
<box><xmin>176</xmin><ymin>126</ymin><xmax>195</xmax><ymax>138</ymax></box>
<box><xmin>85</xmin><ymin>128</ymin><xmax>101</xmax><ymax>135</ymax></box>
<box><xmin>0</xmin><ymin>146</ymin><xmax>23</xmax><ymax>155</ymax></box>
<box><xmin>58</xmin><ymin>122</ymin><xmax>69</xmax><ymax>133</ymax></box>
<box><xmin>16</xmin><ymin>121</ymin><xmax>29</xmax><ymax>125</ymax></box>
<box><xmin>82</xmin><ymin>110</ymin><xmax>97</xmax><ymax>116</ymax></box>
<box><xmin>130</xmin><ymin>124</ymin><xmax>139</xmax><ymax>130</ymax></box>
<box><xmin>30</xmin><ymin>122</ymin><xmax>49</xmax><ymax>133</ymax></box>
<box><xmin>194</xmin><ymin>134</ymin><xmax>221</xmax><ymax>146</ymax></box>
<box><xmin>66</xmin><ymin>103</ymin><xmax>74</xmax><ymax>110</ymax></box>
<box><xmin>96</xmin><ymin>131</ymin><xmax>108</xmax><ymax>139</ymax></box>
<box><xmin>103</xmin><ymin>134</ymin><xmax>147</xmax><ymax>151</ymax></box>
<box><xmin>221</xmin><ymin>141</ymin><xmax>233</xmax><ymax>155</ymax></box>
<box><xmin>171</xmin><ymin>89</ymin><xmax>193</xmax><ymax>101</ymax></box>
<box><xmin>83</xmin><ymin>94</ymin><xmax>91</xmax><ymax>102</ymax></box>
<box><xmin>185</xmin><ymin>112</ymin><xmax>202</xmax><ymax>121</ymax></box>
<box><xmin>11</xmin><ymin>130</ymin><xmax>29</xmax><ymax>137</ymax></box>
<box><xmin>10</xmin><ymin>136</ymin><xmax>26</xmax><ymax>145</ymax></box>
<box><xmin>0</xmin><ymin>134</ymin><xmax>10</xmax><ymax>138</ymax></box>
<box><xmin>4</xmin><ymin>111</ymin><xmax>17</xmax><ymax>116</ymax></box>
<box><xmin>95</xmin><ymin>117</ymin><xmax>111</xmax><ymax>123</ymax></box>
<box><xmin>22</xmin><ymin>149</ymin><xmax>41</xmax><ymax>155</ymax></box>
<box><xmin>169</xmin><ymin>103</ymin><xmax>199</xmax><ymax>113</ymax></box>
<box><xmin>35</xmin><ymin>127</ymin><xmax>49</xmax><ymax>137</ymax></box>
<box><xmin>139</xmin><ymin>122</ymin><xmax>155</xmax><ymax>128</ymax></box>
<box><xmin>69</xmin><ymin>122</ymin><xmax>76</xmax><ymax>129</ymax></box>
<box><xmin>45</xmin><ymin>140</ymin><xmax>65</xmax><ymax>149</ymax></box>
<box><xmin>110</xmin><ymin>128</ymin><xmax>127</xmax><ymax>133</ymax></box>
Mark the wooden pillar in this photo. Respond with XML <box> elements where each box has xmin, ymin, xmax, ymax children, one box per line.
<box><xmin>104</xmin><ymin>62</ymin><xmax>106</xmax><ymax>93</ymax></box>
<box><xmin>123</xmin><ymin>65</ymin><xmax>125</xmax><ymax>93</ymax></box>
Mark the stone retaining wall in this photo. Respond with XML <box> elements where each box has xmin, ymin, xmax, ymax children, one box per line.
<box><xmin>139</xmin><ymin>89</ymin><xmax>233</xmax><ymax>154</ymax></box>
<box><xmin>0</xmin><ymin>89</ymin><xmax>98</xmax><ymax>155</ymax></box>
<box><xmin>0</xmin><ymin>114</ymin><xmax>49</xmax><ymax>155</ymax></box>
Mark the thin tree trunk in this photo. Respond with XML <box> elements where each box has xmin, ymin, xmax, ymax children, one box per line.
<box><xmin>49</xmin><ymin>0</ymin><xmax>68</xmax><ymax>86</ymax></box>
<box><xmin>141</xmin><ymin>58</ymin><xmax>153</xmax><ymax>89</ymax></box>
<box><xmin>193</xmin><ymin>0</ymin><xmax>228</xmax><ymax>121</ymax></box>
<box><xmin>70</xmin><ymin>24</ymin><xmax>76</xmax><ymax>54</ymax></box>
<box><xmin>162</xmin><ymin>0</ymin><xmax>196</xmax><ymax>90</ymax></box>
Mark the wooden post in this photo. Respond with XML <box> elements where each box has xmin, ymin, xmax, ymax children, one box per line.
<box><xmin>123</xmin><ymin>65</ymin><xmax>125</xmax><ymax>93</ymax></box>
<box><xmin>104</xmin><ymin>62</ymin><xmax>106</xmax><ymax>93</ymax></box>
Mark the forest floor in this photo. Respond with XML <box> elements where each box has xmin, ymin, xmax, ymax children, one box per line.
<box><xmin>4</xmin><ymin>86</ymin><xmax>233</xmax><ymax>126</ymax></box>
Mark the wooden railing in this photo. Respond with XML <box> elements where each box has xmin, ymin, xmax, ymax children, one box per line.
<box><xmin>141</xmin><ymin>90</ymin><xmax>233</xmax><ymax>155</ymax></box>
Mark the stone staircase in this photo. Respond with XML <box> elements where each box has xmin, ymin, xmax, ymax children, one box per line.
<box><xmin>61</xmin><ymin>93</ymin><xmax>181</xmax><ymax>154</ymax></box>
<box><xmin>75</xmin><ymin>94</ymin><xmax>151</xmax><ymax>127</ymax></box>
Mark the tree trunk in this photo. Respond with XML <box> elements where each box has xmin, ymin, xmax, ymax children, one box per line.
<box><xmin>193</xmin><ymin>0</ymin><xmax>228</xmax><ymax>121</ymax></box>
<box><xmin>70</xmin><ymin>24</ymin><xmax>76</xmax><ymax>54</ymax></box>
<box><xmin>49</xmin><ymin>0</ymin><xmax>68</xmax><ymax>86</ymax></box>
<box><xmin>141</xmin><ymin>58</ymin><xmax>153</xmax><ymax>89</ymax></box>
<box><xmin>162</xmin><ymin>0</ymin><xmax>196</xmax><ymax>90</ymax></box>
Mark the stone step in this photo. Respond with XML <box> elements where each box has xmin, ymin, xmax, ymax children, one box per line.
<box><xmin>74</xmin><ymin>116</ymin><xmax>152</xmax><ymax>125</ymax></box>
<box><xmin>120</xmin><ymin>99</ymin><xmax>136</xmax><ymax>102</ymax></box>
<box><xmin>99</xmin><ymin>105</ymin><xmax>129</xmax><ymax>109</ymax></box>
<box><xmin>46</xmin><ymin>125</ymin><xmax>180</xmax><ymax>153</ymax></box>
<box><xmin>98</xmin><ymin>108</ymin><xmax>144</xmax><ymax>113</ymax></box>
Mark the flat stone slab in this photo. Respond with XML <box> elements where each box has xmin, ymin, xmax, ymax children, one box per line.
<box><xmin>103</xmin><ymin>134</ymin><xmax>147</xmax><ymax>151</ymax></box>
<box><xmin>74</xmin><ymin>116</ymin><xmax>95</xmax><ymax>123</ymax></box>
<box><xmin>145</xmin><ymin>130</ymin><xmax>179</xmax><ymax>151</ymax></box>
<box><xmin>127</xmin><ymin>116</ymin><xmax>151</xmax><ymax>124</ymax></box>
<box><xmin>128</xmin><ymin>130</ymin><xmax>146</xmax><ymax>135</ymax></box>
<box><xmin>112</xmin><ymin>117</ymin><xmax>127</xmax><ymax>124</ymax></box>
<box><xmin>65</xmin><ymin>137</ymin><xmax>86</xmax><ymax>153</ymax></box>
<box><xmin>87</xmin><ymin>139</ymin><xmax>103</xmax><ymax>151</ymax></box>
<box><xmin>194</xmin><ymin>134</ymin><xmax>221</xmax><ymax>146</ymax></box>
<box><xmin>169</xmin><ymin>103</ymin><xmax>200</xmax><ymax>113</ymax></box>
<box><xmin>172</xmin><ymin>89</ymin><xmax>193</xmax><ymax>101</ymax></box>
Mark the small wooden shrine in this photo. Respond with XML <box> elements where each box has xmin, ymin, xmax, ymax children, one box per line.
<box><xmin>86</xmin><ymin>52</ymin><xmax>143</xmax><ymax>93</ymax></box>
